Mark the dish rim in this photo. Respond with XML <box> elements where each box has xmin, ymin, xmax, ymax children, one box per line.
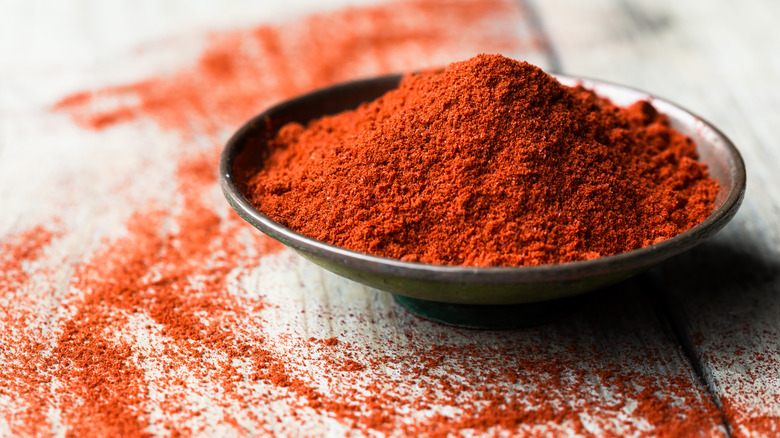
<box><xmin>219</xmin><ymin>73</ymin><xmax>746</xmax><ymax>285</ymax></box>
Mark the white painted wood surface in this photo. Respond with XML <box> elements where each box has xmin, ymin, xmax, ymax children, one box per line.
<box><xmin>0</xmin><ymin>0</ymin><xmax>777</xmax><ymax>436</ymax></box>
<box><xmin>537</xmin><ymin>0</ymin><xmax>780</xmax><ymax>434</ymax></box>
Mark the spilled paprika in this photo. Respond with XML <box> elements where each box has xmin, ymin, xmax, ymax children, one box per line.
<box><xmin>246</xmin><ymin>54</ymin><xmax>719</xmax><ymax>266</ymax></box>
<box><xmin>3</xmin><ymin>2</ymin><xmax>743</xmax><ymax>436</ymax></box>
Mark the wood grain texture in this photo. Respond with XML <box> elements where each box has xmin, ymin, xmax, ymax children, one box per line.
<box><xmin>535</xmin><ymin>0</ymin><xmax>780</xmax><ymax>435</ymax></box>
<box><xmin>1</xmin><ymin>0</ymin><xmax>776</xmax><ymax>435</ymax></box>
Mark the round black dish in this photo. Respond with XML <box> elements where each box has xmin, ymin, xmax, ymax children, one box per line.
<box><xmin>219</xmin><ymin>74</ymin><xmax>745</xmax><ymax>329</ymax></box>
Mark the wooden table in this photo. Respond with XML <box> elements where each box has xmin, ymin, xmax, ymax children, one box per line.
<box><xmin>1</xmin><ymin>0</ymin><xmax>777</xmax><ymax>436</ymax></box>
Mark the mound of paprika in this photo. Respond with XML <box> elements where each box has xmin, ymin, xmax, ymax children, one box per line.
<box><xmin>247</xmin><ymin>54</ymin><xmax>719</xmax><ymax>266</ymax></box>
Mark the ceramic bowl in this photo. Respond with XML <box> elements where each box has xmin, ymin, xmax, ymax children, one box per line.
<box><xmin>220</xmin><ymin>74</ymin><xmax>745</xmax><ymax>328</ymax></box>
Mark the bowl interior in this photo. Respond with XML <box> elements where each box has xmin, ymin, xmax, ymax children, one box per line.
<box><xmin>220</xmin><ymin>74</ymin><xmax>745</xmax><ymax>305</ymax></box>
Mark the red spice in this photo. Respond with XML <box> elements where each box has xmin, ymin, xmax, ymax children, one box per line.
<box><xmin>0</xmin><ymin>0</ymin><xmax>758</xmax><ymax>437</ymax></box>
<box><xmin>696</xmin><ymin>327</ymin><xmax>780</xmax><ymax>438</ymax></box>
<box><xmin>721</xmin><ymin>398</ymin><xmax>779</xmax><ymax>437</ymax></box>
<box><xmin>53</xmin><ymin>0</ymin><xmax>530</xmax><ymax>135</ymax></box>
<box><xmin>246</xmin><ymin>54</ymin><xmax>719</xmax><ymax>266</ymax></box>
<box><xmin>0</xmin><ymin>225</ymin><xmax>59</xmax><ymax>433</ymax></box>
<box><xmin>1</xmin><ymin>208</ymin><xmax>727</xmax><ymax>436</ymax></box>
<box><xmin>0</xmin><ymin>225</ymin><xmax>57</xmax><ymax>294</ymax></box>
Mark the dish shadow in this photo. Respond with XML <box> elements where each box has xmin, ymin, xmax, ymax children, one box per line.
<box><xmin>653</xmin><ymin>231</ymin><xmax>780</xmax><ymax>328</ymax></box>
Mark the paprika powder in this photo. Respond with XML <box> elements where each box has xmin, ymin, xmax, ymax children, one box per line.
<box><xmin>2</xmin><ymin>2</ymin><xmax>745</xmax><ymax>436</ymax></box>
<box><xmin>246</xmin><ymin>54</ymin><xmax>719</xmax><ymax>266</ymax></box>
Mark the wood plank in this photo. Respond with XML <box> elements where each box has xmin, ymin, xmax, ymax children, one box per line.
<box><xmin>534</xmin><ymin>0</ymin><xmax>780</xmax><ymax>435</ymax></box>
<box><xmin>0</xmin><ymin>0</ymin><xmax>733</xmax><ymax>435</ymax></box>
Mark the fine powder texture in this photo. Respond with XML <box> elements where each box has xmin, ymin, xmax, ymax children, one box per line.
<box><xmin>3</xmin><ymin>0</ymin><xmax>771</xmax><ymax>436</ymax></box>
<box><xmin>247</xmin><ymin>54</ymin><xmax>720</xmax><ymax>266</ymax></box>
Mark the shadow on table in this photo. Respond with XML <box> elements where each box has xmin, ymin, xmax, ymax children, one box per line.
<box><xmin>653</xmin><ymin>234</ymin><xmax>780</xmax><ymax>328</ymax></box>
<box><xmin>384</xmin><ymin>272</ymin><xmax>688</xmax><ymax>367</ymax></box>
